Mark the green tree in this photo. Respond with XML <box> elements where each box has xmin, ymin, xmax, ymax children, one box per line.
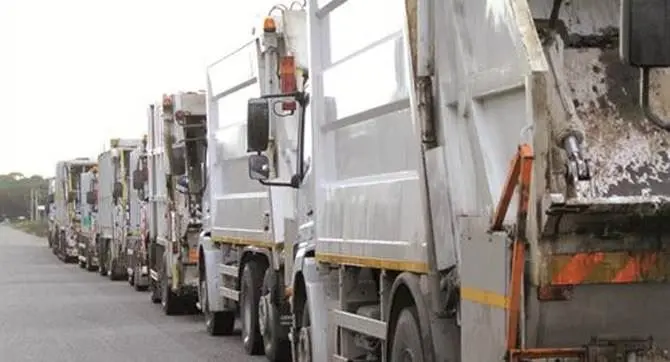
<box><xmin>0</xmin><ymin>173</ymin><xmax>49</xmax><ymax>220</ymax></box>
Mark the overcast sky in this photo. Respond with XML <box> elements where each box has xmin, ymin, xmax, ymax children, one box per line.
<box><xmin>0</xmin><ymin>0</ymin><xmax>281</xmax><ymax>177</ymax></box>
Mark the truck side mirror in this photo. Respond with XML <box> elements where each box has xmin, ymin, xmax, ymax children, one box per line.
<box><xmin>247</xmin><ymin>98</ymin><xmax>270</xmax><ymax>152</ymax></box>
<box><xmin>132</xmin><ymin>169</ymin><xmax>147</xmax><ymax>190</ymax></box>
<box><xmin>248</xmin><ymin>154</ymin><xmax>270</xmax><ymax>181</ymax></box>
<box><xmin>86</xmin><ymin>191</ymin><xmax>96</xmax><ymax>205</ymax></box>
<box><xmin>47</xmin><ymin>194</ymin><xmax>54</xmax><ymax>204</ymax></box>
<box><xmin>620</xmin><ymin>0</ymin><xmax>670</xmax><ymax>67</ymax></box>
<box><xmin>67</xmin><ymin>191</ymin><xmax>77</xmax><ymax>203</ymax></box>
<box><xmin>112</xmin><ymin>182</ymin><xmax>123</xmax><ymax>199</ymax></box>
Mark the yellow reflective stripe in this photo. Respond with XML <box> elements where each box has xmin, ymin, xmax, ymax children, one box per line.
<box><xmin>210</xmin><ymin>235</ymin><xmax>276</xmax><ymax>249</ymax></box>
<box><xmin>315</xmin><ymin>253</ymin><xmax>429</xmax><ymax>273</ymax></box>
<box><xmin>460</xmin><ymin>287</ymin><xmax>508</xmax><ymax>309</ymax></box>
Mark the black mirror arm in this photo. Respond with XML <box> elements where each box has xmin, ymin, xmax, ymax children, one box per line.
<box><xmin>256</xmin><ymin>93</ymin><xmax>309</xmax><ymax>189</ymax></box>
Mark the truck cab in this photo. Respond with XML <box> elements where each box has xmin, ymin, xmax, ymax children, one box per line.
<box><xmin>53</xmin><ymin>159</ymin><xmax>97</xmax><ymax>263</ymax></box>
<box><xmin>199</xmin><ymin>5</ymin><xmax>311</xmax><ymax>361</ymax></box>
<box><xmin>127</xmin><ymin>136</ymin><xmax>150</xmax><ymax>291</ymax></box>
<box><xmin>96</xmin><ymin>138</ymin><xmax>143</xmax><ymax>280</ymax></box>
<box><xmin>146</xmin><ymin>92</ymin><xmax>207</xmax><ymax>315</ymax></box>
<box><xmin>77</xmin><ymin>167</ymin><xmax>99</xmax><ymax>271</ymax></box>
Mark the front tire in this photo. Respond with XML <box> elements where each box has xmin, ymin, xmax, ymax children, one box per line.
<box><xmin>241</xmin><ymin>260</ymin><xmax>265</xmax><ymax>355</ymax></box>
<box><xmin>201</xmin><ymin>278</ymin><xmax>235</xmax><ymax>336</ymax></box>
<box><xmin>98</xmin><ymin>239</ymin><xmax>108</xmax><ymax>277</ymax></box>
<box><xmin>161</xmin><ymin>261</ymin><xmax>181</xmax><ymax>315</ymax></box>
<box><xmin>390</xmin><ymin>307</ymin><xmax>424</xmax><ymax>362</ymax></box>
<box><xmin>86</xmin><ymin>246</ymin><xmax>97</xmax><ymax>272</ymax></box>
<box><xmin>150</xmin><ymin>275</ymin><xmax>161</xmax><ymax>303</ymax></box>
<box><xmin>260</xmin><ymin>268</ymin><xmax>291</xmax><ymax>361</ymax></box>
<box><xmin>295</xmin><ymin>299</ymin><xmax>312</xmax><ymax>362</ymax></box>
<box><xmin>133</xmin><ymin>261</ymin><xmax>148</xmax><ymax>292</ymax></box>
<box><xmin>108</xmin><ymin>243</ymin><xmax>124</xmax><ymax>281</ymax></box>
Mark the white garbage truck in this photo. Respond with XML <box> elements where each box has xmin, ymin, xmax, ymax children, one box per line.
<box><xmin>127</xmin><ymin>137</ymin><xmax>150</xmax><ymax>291</ymax></box>
<box><xmin>77</xmin><ymin>167</ymin><xmax>99</xmax><ymax>271</ymax></box>
<box><xmin>146</xmin><ymin>92</ymin><xmax>208</xmax><ymax>315</ymax></box>
<box><xmin>242</xmin><ymin>0</ymin><xmax>670</xmax><ymax>361</ymax></box>
<box><xmin>198</xmin><ymin>4</ymin><xmax>308</xmax><ymax>360</ymax></box>
<box><xmin>53</xmin><ymin>158</ymin><xmax>97</xmax><ymax>263</ymax></box>
<box><xmin>96</xmin><ymin>138</ymin><xmax>143</xmax><ymax>280</ymax></box>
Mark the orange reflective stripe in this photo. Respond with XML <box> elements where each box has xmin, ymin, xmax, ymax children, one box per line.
<box><xmin>548</xmin><ymin>251</ymin><xmax>670</xmax><ymax>285</ymax></box>
<box><xmin>551</xmin><ymin>252</ymin><xmax>605</xmax><ymax>285</ymax></box>
<box><xmin>612</xmin><ymin>253</ymin><xmax>657</xmax><ymax>283</ymax></box>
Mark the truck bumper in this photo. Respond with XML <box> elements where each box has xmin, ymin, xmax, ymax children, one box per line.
<box><xmin>128</xmin><ymin>266</ymin><xmax>150</xmax><ymax>286</ymax></box>
<box><xmin>66</xmin><ymin>247</ymin><xmax>78</xmax><ymax>257</ymax></box>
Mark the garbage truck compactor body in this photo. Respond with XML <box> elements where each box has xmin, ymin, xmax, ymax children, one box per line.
<box><xmin>53</xmin><ymin>159</ymin><xmax>97</xmax><ymax>263</ymax></box>
<box><xmin>240</xmin><ymin>0</ymin><xmax>670</xmax><ymax>361</ymax></box>
<box><xmin>198</xmin><ymin>5</ymin><xmax>310</xmax><ymax>360</ymax></box>
<box><xmin>96</xmin><ymin>138</ymin><xmax>143</xmax><ymax>281</ymax></box>
<box><xmin>146</xmin><ymin>92</ymin><xmax>207</xmax><ymax>315</ymax></box>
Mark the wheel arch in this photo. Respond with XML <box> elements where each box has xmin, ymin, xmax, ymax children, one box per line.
<box><xmin>385</xmin><ymin>271</ymin><xmax>436</xmax><ymax>362</ymax></box>
<box><xmin>238</xmin><ymin>246</ymin><xmax>271</xmax><ymax>291</ymax></box>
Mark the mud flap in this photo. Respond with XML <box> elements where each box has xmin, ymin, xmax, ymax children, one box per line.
<box><xmin>458</xmin><ymin>216</ymin><xmax>509</xmax><ymax>362</ymax></box>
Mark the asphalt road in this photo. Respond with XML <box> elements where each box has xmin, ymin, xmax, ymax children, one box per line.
<box><xmin>0</xmin><ymin>225</ymin><xmax>264</xmax><ymax>362</ymax></box>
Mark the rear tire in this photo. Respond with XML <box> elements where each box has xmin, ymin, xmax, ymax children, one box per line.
<box><xmin>390</xmin><ymin>307</ymin><xmax>424</xmax><ymax>362</ymax></box>
<box><xmin>241</xmin><ymin>260</ymin><xmax>265</xmax><ymax>355</ymax></box>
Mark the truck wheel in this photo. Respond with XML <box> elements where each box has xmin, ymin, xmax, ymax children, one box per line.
<box><xmin>260</xmin><ymin>268</ymin><xmax>291</xmax><ymax>361</ymax></box>
<box><xmin>128</xmin><ymin>264</ymin><xmax>135</xmax><ymax>286</ymax></box>
<box><xmin>390</xmin><ymin>307</ymin><xmax>424</xmax><ymax>362</ymax></box>
<box><xmin>98</xmin><ymin>261</ymin><xmax>108</xmax><ymax>276</ymax></box>
<box><xmin>86</xmin><ymin>245</ymin><xmax>96</xmax><ymax>271</ymax></box>
<box><xmin>134</xmin><ymin>260</ymin><xmax>148</xmax><ymax>292</ymax></box>
<box><xmin>241</xmin><ymin>260</ymin><xmax>265</xmax><ymax>355</ymax></box>
<box><xmin>201</xmin><ymin>278</ymin><xmax>235</xmax><ymax>336</ymax></box>
<box><xmin>108</xmin><ymin>245</ymin><xmax>124</xmax><ymax>281</ymax></box>
<box><xmin>296</xmin><ymin>300</ymin><xmax>312</xmax><ymax>362</ymax></box>
<box><xmin>150</xmin><ymin>276</ymin><xmax>161</xmax><ymax>303</ymax></box>
<box><xmin>161</xmin><ymin>263</ymin><xmax>181</xmax><ymax>315</ymax></box>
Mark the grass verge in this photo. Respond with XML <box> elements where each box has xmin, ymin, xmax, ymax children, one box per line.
<box><xmin>12</xmin><ymin>220</ymin><xmax>49</xmax><ymax>238</ymax></box>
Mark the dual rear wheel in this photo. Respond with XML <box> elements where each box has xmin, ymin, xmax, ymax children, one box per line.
<box><xmin>294</xmin><ymin>295</ymin><xmax>425</xmax><ymax>362</ymax></box>
<box><xmin>236</xmin><ymin>260</ymin><xmax>292</xmax><ymax>361</ymax></box>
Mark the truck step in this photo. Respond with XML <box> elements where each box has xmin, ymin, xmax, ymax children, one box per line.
<box><xmin>218</xmin><ymin>263</ymin><xmax>238</xmax><ymax>277</ymax></box>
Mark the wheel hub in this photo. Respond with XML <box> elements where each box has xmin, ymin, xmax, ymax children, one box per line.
<box><xmin>297</xmin><ymin>326</ymin><xmax>312</xmax><ymax>362</ymax></box>
<box><xmin>242</xmin><ymin>293</ymin><xmax>252</xmax><ymax>344</ymax></box>
<box><xmin>258</xmin><ymin>294</ymin><xmax>270</xmax><ymax>337</ymax></box>
<box><xmin>201</xmin><ymin>281</ymin><xmax>211</xmax><ymax>327</ymax></box>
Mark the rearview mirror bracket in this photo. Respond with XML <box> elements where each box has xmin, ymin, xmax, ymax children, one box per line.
<box><xmin>249</xmin><ymin>91</ymin><xmax>309</xmax><ymax>189</ymax></box>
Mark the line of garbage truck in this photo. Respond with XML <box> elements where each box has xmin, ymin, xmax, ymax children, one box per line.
<box><xmin>41</xmin><ymin>0</ymin><xmax>670</xmax><ymax>361</ymax></box>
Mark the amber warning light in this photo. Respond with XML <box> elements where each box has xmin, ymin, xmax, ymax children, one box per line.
<box><xmin>263</xmin><ymin>17</ymin><xmax>277</xmax><ymax>33</ymax></box>
<box><xmin>280</xmin><ymin>56</ymin><xmax>297</xmax><ymax>111</ymax></box>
